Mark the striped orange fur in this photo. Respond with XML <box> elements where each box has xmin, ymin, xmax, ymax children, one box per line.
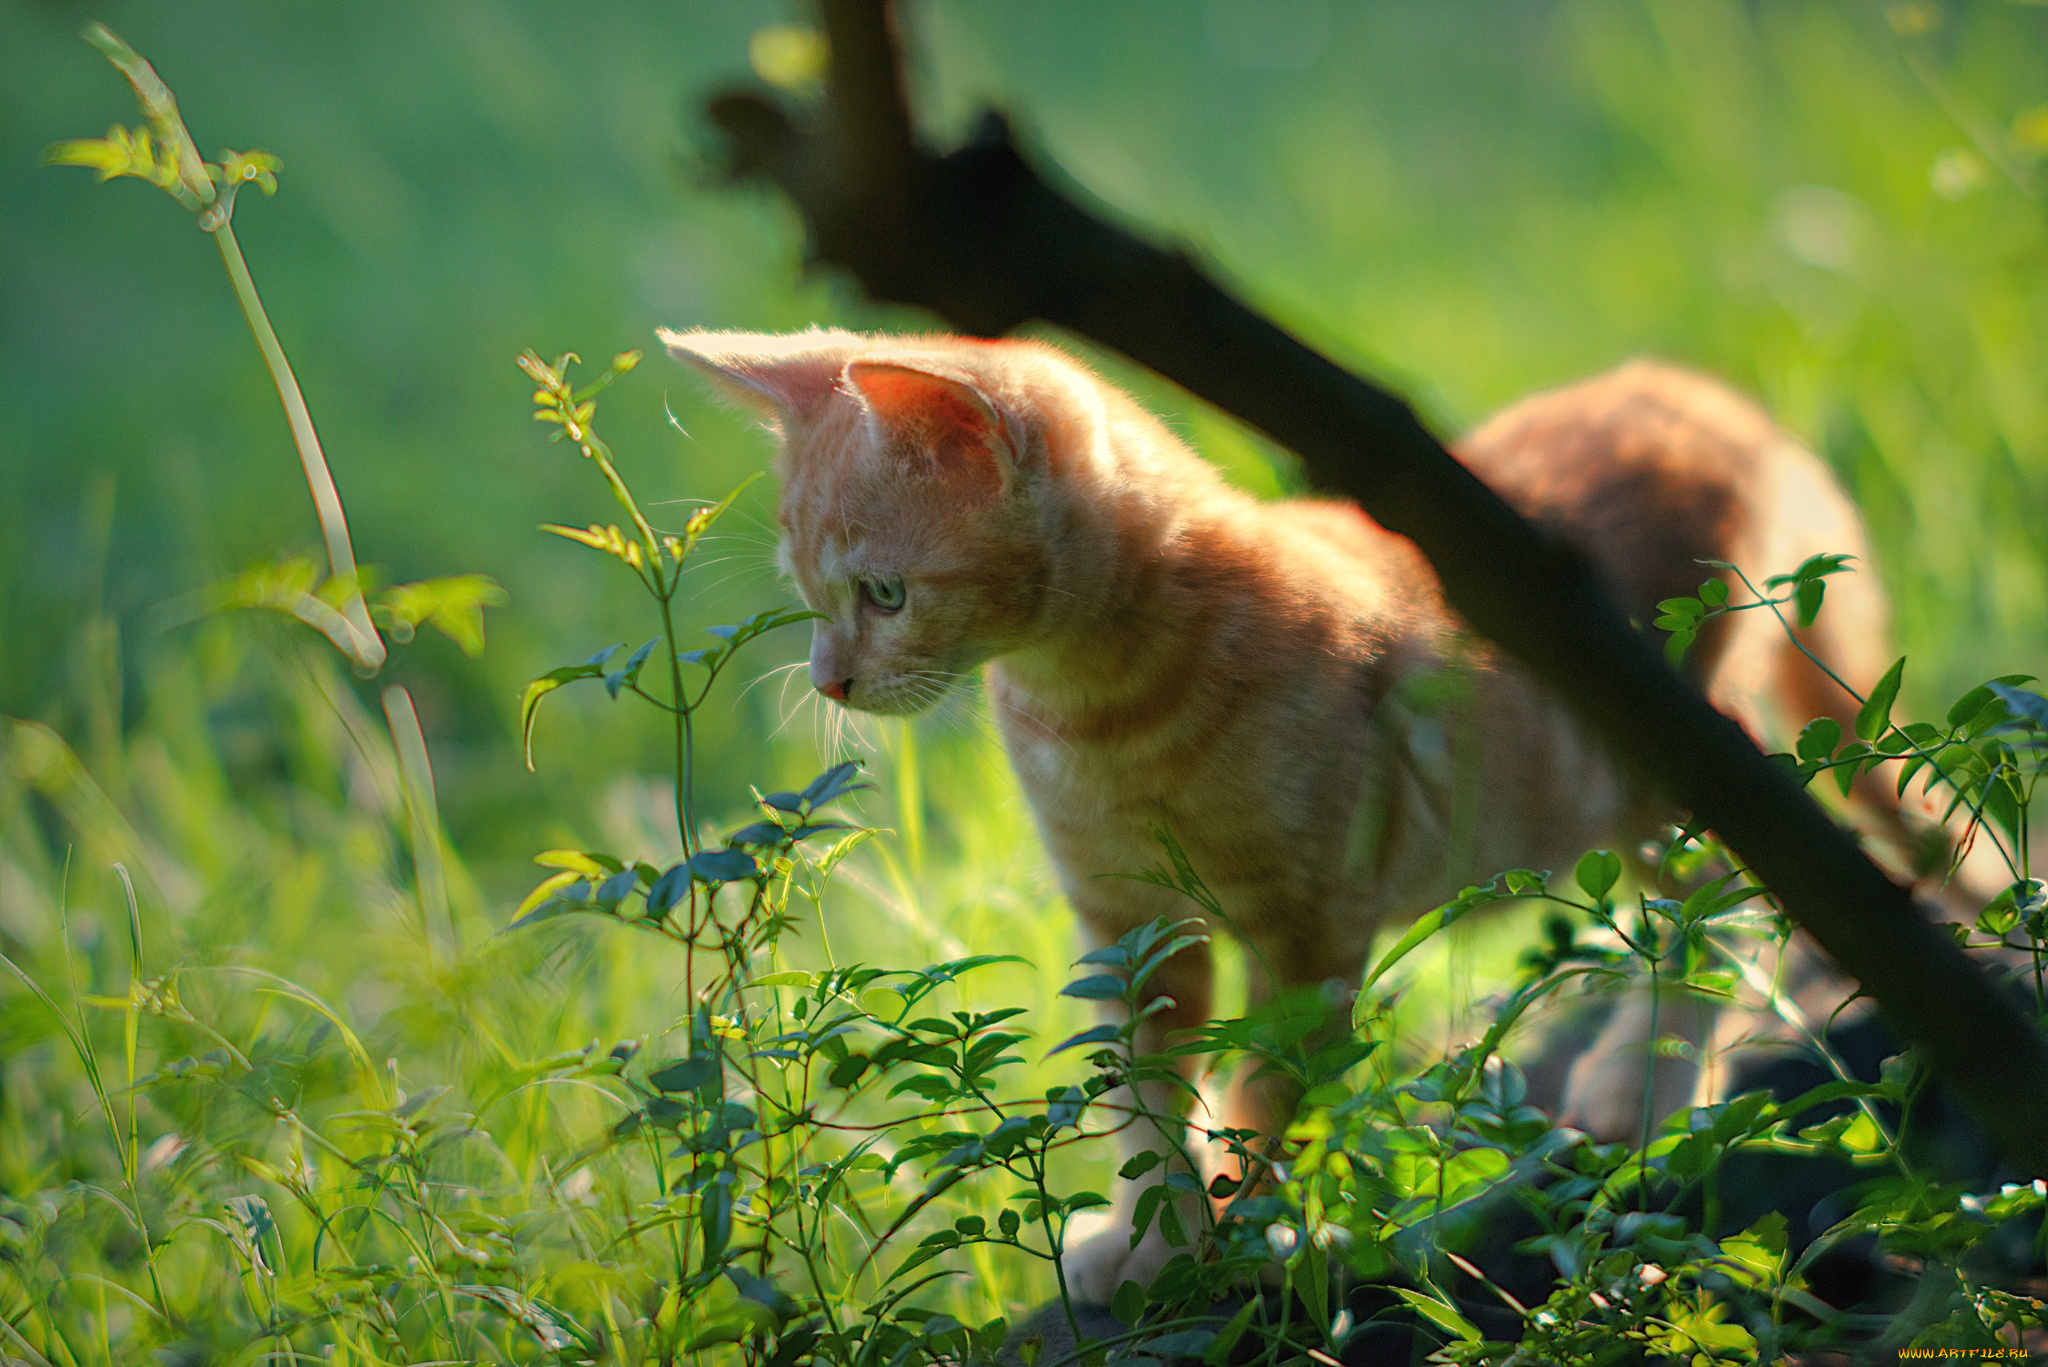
<box><xmin>665</xmin><ymin>327</ymin><xmax>1938</xmax><ymax>1299</ymax></box>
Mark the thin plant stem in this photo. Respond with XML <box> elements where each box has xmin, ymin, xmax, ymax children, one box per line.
<box><xmin>382</xmin><ymin>685</ymin><xmax>453</xmax><ymax>957</ymax></box>
<box><xmin>209</xmin><ymin>217</ymin><xmax>384</xmax><ymax>670</ymax></box>
<box><xmin>1638</xmin><ymin>930</ymin><xmax>1663</xmax><ymax>1212</ymax></box>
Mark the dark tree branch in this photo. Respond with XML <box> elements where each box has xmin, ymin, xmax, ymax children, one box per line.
<box><xmin>705</xmin><ymin>0</ymin><xmax>2048</xmax><ymax>1172</ymax></box>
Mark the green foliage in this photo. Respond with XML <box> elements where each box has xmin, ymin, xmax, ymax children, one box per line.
<box><xmin>10</xmin><ymin>13</ymin><xmax>2048</xmax><ymax>1367</ymax></box>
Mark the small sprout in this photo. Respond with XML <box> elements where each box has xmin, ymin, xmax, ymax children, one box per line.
<box><xmin>214</xmin><ymin>148</ymin><xmax>281</xmax><ymax>195</ymax></box>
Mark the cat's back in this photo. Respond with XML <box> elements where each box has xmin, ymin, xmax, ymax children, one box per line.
<box><xmin>1200</xmin><ymin>361</ymin><xmax>1781</xmax><ymax>639</ymax></box>
<box><xmin>1454</xmin><ymin>360</ymin><xmax>1773</xmax><ymax>620</ymax></box>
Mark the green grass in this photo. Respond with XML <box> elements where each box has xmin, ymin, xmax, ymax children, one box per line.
<box><xmin>0</xmin><ymin>630</ymin><xmax>1078</xmax><ymax>1352</ymax></box>
<box><xmin>11</xmin><ymin>4</ymin><xmax>2048</xmax><ymax>1362</ymax></box>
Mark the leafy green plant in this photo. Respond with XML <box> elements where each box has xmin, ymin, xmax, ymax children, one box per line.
<box><xmin>44</xmin><ymin>24</ymin><xmax>506</xmax><ymax>678</ymax></box>
<box><xmin>496</xmin><ymin>350</ymin><xmax>1219</xmax><ymax>1362</ymax></box>
<box><xmin>10</xmin><ymin>20</ymin><xmax>2048</xmax><ymax>1367</ymax></box>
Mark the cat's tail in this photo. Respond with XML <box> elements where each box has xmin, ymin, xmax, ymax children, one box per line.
<box><xmin>1704</xmin><ymin>437</ymin><xmax>2010</xmax><ymax>920</ymax></box>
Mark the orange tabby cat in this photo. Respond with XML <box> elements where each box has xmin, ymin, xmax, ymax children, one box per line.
<box><xmin>664</xmin><ymin>327</ymin><xmax>1938</xmax><ymax>1300</ymax></box>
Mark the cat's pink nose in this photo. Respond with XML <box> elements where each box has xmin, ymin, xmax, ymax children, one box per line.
<box><xmin>817</xmin><ymin>678</ymin><xmax>851</xmax><ymax>702</ymax></box>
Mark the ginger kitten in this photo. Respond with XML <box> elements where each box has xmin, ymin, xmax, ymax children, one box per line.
<box><xmin>664</xmin><ymin>327</ymin><xmax>1925</xmax><ymax>1300</ymax></box>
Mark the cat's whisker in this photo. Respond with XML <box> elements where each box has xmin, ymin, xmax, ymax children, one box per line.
<box><xmin>903</xmin><ymin>670</ymin><xmax>973</xmax><ymax>706</ymax></box>
<box><xmin>901</xmin><ymin>683</ymin><xmax>950</xmax><ymax>717</ymax></box>
<box><xmin>690</xmin><ymin>530</ymin><xmax>776</xmax><ymax>548</ymax></box>
<box><xmin>826</xmin><ymin>704</ymin><xmax>871</xmax><ymax>765</ymax></box>
<box><xmin>671</xmin><ymin>553</ymin><xmax>752</xmax><ymax>580</ymax></box>
<box><xmin>674</xmin><ymin>550</ymin><xmax>777</xmax><ymax>581</ymax></box>
<box><xmin>763</xmin><ymin>666</ymin><xmax>821</xmax><ymax>742</ymax></box>
<box><xmin>735</xmin><ymin>659</ymin><xmax>810</xmax><ymax>709</ymax></box>
<box><xmin>696</xmin><ymin>565</ymin><xmax>787</xmax><ymax>601</ymax></box>
<box><xmin>731</xmin><ymin>503</ymin><xmax>784</xmax><ymax>543</ymax></box>
<box><xmin>989</xmin><ymin>689</ymin><xmax>1078</xmax><ymax>763</ymax></box>
<box><xmin>916</xmin><ymin>690</ymin><xmax>986</xmax><ymax>746</ymax></box>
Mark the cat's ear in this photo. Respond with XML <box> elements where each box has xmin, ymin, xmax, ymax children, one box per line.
<box><xmin>843</xmin><ymin>359</ymin><xmax>1016</xmax><ymax>493</ymax></box>
<box><xmin>658</xmin><ymin>328</ymin><xmax>860</xmax><ymax>423</ymax></box>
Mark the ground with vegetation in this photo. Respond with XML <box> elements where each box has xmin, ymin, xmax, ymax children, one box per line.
<box><xmin>6</xmin><ymin>3</ymin><xmax>2048</xmax><ymax>1363</ymax></box>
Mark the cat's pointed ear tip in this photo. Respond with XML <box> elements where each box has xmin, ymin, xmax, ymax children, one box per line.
<box><xmin>656</xmin><ymin>328</ymin><xmax>802</xmax><ymax>381</ymax></box>
<box><xmin>658</xmin><ymin>327</ymin><xmax>865</xmax><ymax>417</ymax></box>
<box><xmin>657</xmin><ymin>327</ymin><xmax>734</xmax><ymax>366</ymax></box>
<box><xmin>657</xmin><ymin>326</ymin><xmax>869</xmax><ymax>368</ymax></box>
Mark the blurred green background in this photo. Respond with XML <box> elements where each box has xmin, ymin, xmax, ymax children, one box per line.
<box><xmin>5</xmin><ymin>0</ymin><xmax>2048</xmax><ymax>893</ymax></box>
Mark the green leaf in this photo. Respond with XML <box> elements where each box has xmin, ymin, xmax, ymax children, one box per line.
<box><xmin>699</xmin><ymin>1176</ymin><xmax>734</xmax><ymax>1262</ymax></box>
<box><xmin>1770</xmin><ymin>552</ymin><xmax>1854</xmax><ymax>588</ymax></box>
<box><xmin>648</xmin><ymin>1056</ymin><xmax>717</xmax><ymax>1093</ymax></box>
<box><xmin>1800</xmin><ymin>552</ymin><xmax>1854</xmax><ymax>579</ymax></box>
<box><xmin>519</xmin><ymin>652</ymin><xmax>616</xmax><ymax>770</ymax></box>
<box><xmin>1664</xmin><ymin>627</ymin><xmax>1696</xmax><ymax>667</ymax></box>
<box><xmin>1362</xmin><ymin>889</ymin><xmax>1488</xmax><ymax>997</ymax></box>
<box><xmin>646</xmin><ymin>863</ymin><xmax>689</xmax><ymax>915</ymax></box>
<box><xmin>451</xmin><ymin>1285</ymin><xmax>587</xmax><ymax>1352</ymax></box>
<box><xmin>1047</xmin><ymin>1024</ymin><xmax>1121</xmax><ymax>1056</ymax></box>
<box><xmin>1794</xmin><ymin>578</ymin><xmax>1825</xmax><ymax>627</ymax></box>
<box><xmin>1575</xmin><ymin>849</ymin><xmax>1622</xmax><ymax>900</ymax></box>
<box><xmin>802</xmin><ymin>760</ymin><xmax>869</xmax><ymax>808</ymax></box>
<box><xmin>1774</xmin><ymin>1078</ymin><xmax>1887</xmax><ymax>1122</ymax></box>
<box><xmin>375</xmin><ymin>574</ymin><xmax>507</xmax><ymax>656</ymax></box>
<box><xmin>681</xmin><ymin>1305</ymin><xmax>769</xmax><ymax>1353</ymax></box>
<box><xmin>1989</xmin><ymin>680</ymin><xmax>2048</xmax><ymax>729</ymax></box>
<box><xmin>725</xmin><ymin>1267</ymin><xmax>798</xmax><ymax>1324</ymax></box>
<box><xmin>1204</xmin><ymin>1299</ymin><xmax>1259</xmax><ymax>1366</ymax></box>
<box><xmin>1157</xmin><ymin>1199</ymin><xmax>1189</xmax><ymax>1247</ymax></box>
<box><xmin>603</xmin><ymin>637</ymin><xmax>660</xmax><ymax>699</ymax></box>
<box><xmin>689</xmin><ymin>848</ymin><xmax>759</xmax><ymax>883</ymax></box>
<box><xmin>1833</xmin><ymin>741</ymin><xmax>1871</xmax><ymax>796</ymax></box>
<box><xmin>728</xmin><ymin>821</ymin><xmax>791</xmax><ymax>848</ymax></box>
<box><xmin>1392</xmin><ymin>1287</ymin><xmax>1481</xmax><ymax>1343</ymax></box>
<box><xmin>1130</xmin><ymin>1185</ymin><xmax>1167</xmax><ymax>1247</ymax></box>
<box><xmin>1698</xmin><ymin>577</ymin><xmax>1730</xmax><ymax>607</ymax></box>
<box><xmin>1110</xmin><ymin>1278</ymin><xmax>1145</xmax><ymax>1327</ymax></box>
<box><xmin>592</xmin><ymin>869</ymin><xmax>638</xmax><ymax>910</ymax></box>
<box><xmin>1059</xmin><ymin>974</ymin><xmax>1127</xmax><ymax>1000</ymax></box>
<box><xmin>1855</xmin><ymin>657</ymin><xmax>1905</xmax><ymax>742</ymax></box>
<box><xmin>1119</xmin><ymin>1151</ymin><xmax>1165</xmax><ymax>1180</ymax></box>
<box><xmin>1147</xmin><ymin>1330</ymin><xmax>1216</xmax><ymax>1356</ymax></box>
<box><xmin>1795</xmin><ymin>717</ymin><xmax>1841</xmax><ymax>762</ymax></box>
<box><xmin>1947</xmin><ymin>679</ymin><xmax>2020</xmax><ymax>729</ymax></box>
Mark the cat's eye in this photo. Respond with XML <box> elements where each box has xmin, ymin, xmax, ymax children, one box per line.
<box><xmin>861</xmin><ymin>576</ymin><xmax>907</xmax><ymax>613</ymax></box>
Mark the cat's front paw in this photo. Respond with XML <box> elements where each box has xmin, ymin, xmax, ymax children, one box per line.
<box><xmin>1057</xmin><ymin>1206</ymin><xmax>1189</xmax><ymax>1307</ymax></box>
